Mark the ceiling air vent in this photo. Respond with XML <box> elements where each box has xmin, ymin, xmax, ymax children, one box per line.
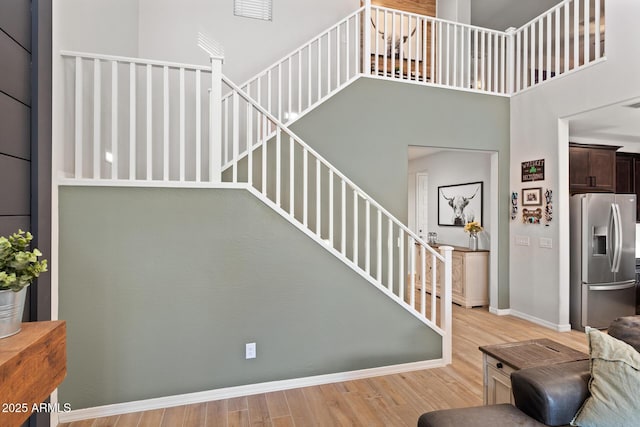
<box><xmin>234</xmin><ymin>0</ymin><xmax>273</xmax><ymax>21</ymax></box>
<box><xmin>624</xmin><ymin>101</ymin><xmax>640</xmax><ymax>109</ymax></box>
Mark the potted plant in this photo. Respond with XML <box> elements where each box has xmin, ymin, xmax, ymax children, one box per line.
<box><xmin>464</xmin><ymin>221</ymin><xmax>483</xmax><ymax>251</ymax></box>
<box><xmin>0</xmin><ymin>230</ymin><xmax>47</xmax><ymax>338</ymax></box>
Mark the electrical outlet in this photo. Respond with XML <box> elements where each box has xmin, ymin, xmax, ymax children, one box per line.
<box><xmin>245</xmin><ymin>342</ymin><xmax>256</xmax><ymax>359</ymax></box>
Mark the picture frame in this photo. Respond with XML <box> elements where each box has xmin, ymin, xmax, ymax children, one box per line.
<box><xmin>370</xmin><ymin>9</ymin><xmax>424</xmax><ymax>61</ymax></box>
<box><xmin>522</xmin><ymin>187</ymin><xmax>543</xmax><ymax>206</ymax></box>
<box><xmin>438</xmin><ymin>181</ymin><xmax>483</xmax><ymax>227</ymax></box>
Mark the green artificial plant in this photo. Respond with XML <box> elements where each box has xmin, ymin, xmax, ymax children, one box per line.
<box><xmin>0</xmin><ymin>230</ymin><xmax>48</xmax><ymax>292</ymax></box>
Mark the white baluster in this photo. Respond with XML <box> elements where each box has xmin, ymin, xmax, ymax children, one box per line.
<box><xmin>74</xmin><ymin>57</ymin><xmax>83</xmax><ymax>179</ymax></box>
<box><xmin>195</xmin><ymin>70</ymin><xmax>201</xmax><ymax>182</ymax></box>
<box><xmin>583</xmin><ymin>0</ymin><xmax>590</xmax><ymax>63</ymax></box>
<box><xmin>111</xmin><ymin>61</ymin><xmax>118</xmax><ymax>180</ymax></box>
<box><xmin>353</xmin><ymin>190</ymin><xmax>358</xmax><ymax>264</ymax></box>
<box><xmin>316</xmin><ymin>159</ymin><xmax>321</xmax><ymax>236</ymax></box>
<box><xmin>303</xmin><ymin>148</ymin><xmax>308</xmax><ymax>226</ymax></box>
<box><xmin>129</xmin><ymin>62</ymin><xmax>136</xmax><ymax>180</ymax></box>
<box><xmin>93</xmin><ymin>59</ymin><xmax>101</xmax><ymax>180</ymax></box>
<box><xmin>179</xmin><ymin>68</ymin><xmax>185</xmax><ymax>181</ymax></box>
<box><xmin>341</xmin><ymin>180</ymin><xmax>346</xmax><ymax>256</ymax></box>
<box><xmin>163</xmin><ymin>66</ymin><xmax>169</xmax><ymax>181</ymax></box>
<box><xmin>276</xmin><ymin>127</ymin><xmax>281</xmax><ymax>205</ymax></box>
<box><xmin>146</xmin><ymin>64</ymin><xmax>152</xmax><ymax>180</ymax></box>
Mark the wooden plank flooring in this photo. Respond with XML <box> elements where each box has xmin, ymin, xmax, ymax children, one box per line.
<box><xmin>58</xmin><ymin>305</ymin><xmax>588</xmax><ymax>427</ymax></box>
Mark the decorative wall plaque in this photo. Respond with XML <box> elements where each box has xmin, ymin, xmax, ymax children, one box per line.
<box><xmin>521</xmin><ymin>159</ymin><xmax>545</xmax><ymax>182</ymax></box>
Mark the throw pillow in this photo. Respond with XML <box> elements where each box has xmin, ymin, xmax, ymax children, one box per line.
<box><xmin>571</xmin><ymin>327</ymin><xmax>640</xmax><ymax>427</ymax></box>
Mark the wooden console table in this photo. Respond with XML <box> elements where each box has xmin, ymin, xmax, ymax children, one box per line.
<box><xmin>0</xmin><ymin>321</ymin><xmax>67</xmax><ymax>426</ymax></box>
<box><xmin>479</xmin><ymin>338</ymin><xmax>587</xmax><ymax>405</ymax></box>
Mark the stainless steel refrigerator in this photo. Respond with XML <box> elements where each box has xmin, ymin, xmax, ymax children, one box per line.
<box><xmin>570</xmin><ymin>193</ymin><xmax>637</xmax><ymax>330</ymax></box>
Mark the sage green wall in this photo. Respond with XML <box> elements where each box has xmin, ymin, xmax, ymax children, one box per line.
<box><xmin>58</xmin><ymin>186</ymin><xmax>441</xmax><ymax>409</ymax></box>
<box><xmin>289</xmin><ymin>77</ymin><xmax>511</xmax><ymax>308</ymax></box>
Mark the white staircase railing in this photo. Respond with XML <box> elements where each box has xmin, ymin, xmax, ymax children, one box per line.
<box><xmin>59</xmin><ymin>50</ymin><xmax>454</xmax><ymax>363</ymax></box>
<box><xmin>220</xmin><ymin>73</ymin><xmax>453</xmax><ymax>357</ymax></box>
<box><xmin>512</xmin><ymin>0</ymin><xmax>605</xmax><ymax>93</ymax></box>
<box><xmin>60</xmin><ymin>51</ymin><xmax>218</xmax><ymax>183</ymax></box>
<box><xmin>223</xmin><ymin>7</ymin><xmax>364</xmax><ymax>127</ymax></box>
<box><xmin>368</xmin><ymin>5</ymin><xmax>511</xmax><ymax>94</ymax></box>
<box><xmin>219</xmin><ymin>0</ymin><xmax>604</xmax><ymax>154</ymax></box>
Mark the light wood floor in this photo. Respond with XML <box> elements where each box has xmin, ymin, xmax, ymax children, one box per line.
<box><xmin>58</xmin><ymin>305</ymin><xmax>589</xmax><ymax>427</ymax></box>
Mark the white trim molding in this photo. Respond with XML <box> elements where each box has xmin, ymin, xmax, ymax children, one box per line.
<box><xmin>509</xmin><ymin>309</ymin><xmax>571</xmax><ymax>332</ymax></box>
<box><xmin>58</xmin><ymin>358</ymin><xmax>445</xmax><ymax>423</ymax></box>
<box><xmin>489</xmin><ymin>306</ymin><xmax>511</xmax><ymax>316</ymax></box>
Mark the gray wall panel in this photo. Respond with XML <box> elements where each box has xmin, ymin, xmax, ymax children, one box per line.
<box><xmin>0</xmin><ymin>216</ymin><xmax>30</xmax><ymax>236</ymax></box>
<box><xmin>58</xmin><ymin>186</ymin><xmax>442</xmax><ymax>409</ymax></box>
<box><xmin>0</xmin><ymin>154</ymin><xmax>30</xmax><ymax>215</ymax></box>
<box><xmin>291</xmin><ymin>78</ymin><xmax>511</xmax><ymax>308</ymax></box>
<box><xmin>0</xmin><ymin>30</ymin><xmax>30</xmax><ymax>105</ymax></box>
<box><xmin>0</xmin><ymin>0</ymin><xmax>31</xmax><ymax>50</ymax></box>
<box><xmin>0</xmin><ymin>91</ymin><xmax>30</xmax><ymax>159</ymax></box>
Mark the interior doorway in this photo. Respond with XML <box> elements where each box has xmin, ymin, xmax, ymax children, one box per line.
<box><xmin>416</xmin><ymin>173</ymin><xmax>429</xmax><ymax>240</ymax></box>
<box><xmin>407</xmin><ymin>146</ymin><xmax>499</xmax><ymax>310</ymax></box>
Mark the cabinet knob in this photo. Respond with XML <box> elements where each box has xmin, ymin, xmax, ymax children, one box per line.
<box><xmin>496</xmin><ymin>362</ymin><xmax>503</xmax><ymax>369</ymax></box>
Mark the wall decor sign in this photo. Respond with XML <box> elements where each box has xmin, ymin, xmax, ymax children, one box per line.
<box><xmin>523</xmin><ymin>208</ymin><xmax>543</xmax><ymax>224</ymax></box>
<box><xmin>438</xmin><ymin>181</ymin><xmax>483</xmax><ymax>227</ymax></box>
<box><xmin>521</xmin><ymin>159</ymin><xmax>545</xmax><ymax>182</ymax></box>
<box><xmin>511</xmin><ymin>192</ymin><xmax>519</xmax><ymax>220</ymax></box>
<box><xmin>522</xmin><ymin>187</ymin><xmax>543</xmax><ymax>206</ymax></box>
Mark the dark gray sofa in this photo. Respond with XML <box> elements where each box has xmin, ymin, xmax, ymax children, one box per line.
<box><xmin>418</xmin><ymin>316</ymin><xmax>640</xmax><ymax>427</ymax></box>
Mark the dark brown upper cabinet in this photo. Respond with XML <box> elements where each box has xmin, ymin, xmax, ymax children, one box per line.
<box><xmin>569</xmin><ymin>143</ymin><xmax>620</xmax><ymax>194</ymax></box>
<box><xmin>615</xmin><ymin>152</ymin><xmax>640</xmax><ymax>222</ymax></box>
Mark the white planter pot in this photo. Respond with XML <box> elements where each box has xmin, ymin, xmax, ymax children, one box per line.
<box><xmin>0</xmin><ymin>285</ymin><xmax>28</xmax><ymax>339</ymax></box>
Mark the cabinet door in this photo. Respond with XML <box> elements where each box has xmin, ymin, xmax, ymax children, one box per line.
<box><xmin>569</xmin><ymin>147</ymin><xmax>592</xmax><ymax>190</ymax></box>
<box><xmin>451</xmin><ymin>252</ymin><xmax>464</xmax><ymax>298</ymax></box>
<box><xmin>616</xmin><ymin>154</ymin><xmax>634</xmax><ymax>193</ymax></box>
<box><xmin>633</xmin><ymin>157</ymin><xmax>640</xmax><ymax>222</ymax></box>
<box><xmin>590</xmin><ymin>149</ymin><xmax>615</xmax><ymax>191</ymax></box>
<box><xmin>486</xmin><ymin>364</ymin><xmax>514</xmax><ymax>405</ymax></box>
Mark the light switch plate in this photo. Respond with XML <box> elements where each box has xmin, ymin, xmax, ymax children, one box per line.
<box><xmin>515</xmin><ymin>235</ymin><xmax>530</xmax><ymax>246</ymax></box>
<box><xmin>539</xmin><ymin>237</ymin><xmax>553</xmax><ymax>248</ymax></box>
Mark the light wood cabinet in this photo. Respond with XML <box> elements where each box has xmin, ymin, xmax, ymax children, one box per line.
<box><xmin>414</xmin><ymin>244</ymin><xmax>489</xmax><ymax>308</ymax></box>
<box><xmin>484</xmin><ymin>354</ymin><xmax>515</xmax><ymax>405</ymax></box>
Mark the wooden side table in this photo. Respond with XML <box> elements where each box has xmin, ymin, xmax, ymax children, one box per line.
<box><xmin>479</xmin><ymin>338</ymin><xmax>588</xmax><ymax>405</ymax></box>
<box><xmin>0</xmin><ymin>321</ymin><xmax>66</xmax><ymax>426</ymax></box>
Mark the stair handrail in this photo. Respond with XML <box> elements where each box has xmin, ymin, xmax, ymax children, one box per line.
<box><xmin>222</xmin><ymin>5</ymin><xmax>366</xmax><ymax>102</ymax></box>
<box><xmin>221</xmin><ymin>74</ymin><xmax>444</xmax><ymax>262</ymax></box>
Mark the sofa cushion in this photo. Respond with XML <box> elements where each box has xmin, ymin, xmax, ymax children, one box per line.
<box><xmin>417</xmin><ymin>404</ymin><xmax>546</xmax><ymax>427</ymax></box>
<box><xmin>511</xmin><ymin>359</ymin><xmax>590</xmax><ymax>426</ymax></box>
<box><xmin>607</xmin><ymin>315</ymin><xmax>640</xmax><ymax>353</ymax></box>
<box><xmin>571</xmin><ymin>328</ymin><xmax>640</xmax><ymax>427</ymax></box>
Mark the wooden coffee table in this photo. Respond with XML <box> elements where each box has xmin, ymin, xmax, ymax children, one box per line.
<box><xmin>479</xmin><ymin>338</ymin><xmax>588</xmax><ymax>405</ymax></box>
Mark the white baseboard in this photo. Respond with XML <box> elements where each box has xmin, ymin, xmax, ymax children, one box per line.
<box><xmin>58</xmin><ymin>358</ymin><xmax>445</xmax><ymax>423</ymax></box>
<box><xmin>489</xmin><ymin>306</ymin><xmax>511</xmax><ymax>316</ymax></box>
<box><xmin>509</xmin><ymin>309</ymin><xmax>570</xmax><ymax>332</ymax></box>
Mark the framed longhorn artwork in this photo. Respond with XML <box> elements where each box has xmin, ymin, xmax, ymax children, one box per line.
<box><xmin>438</xmin><ymin>181</ymin><xmax>483</xmax><ymax>227</ymax></box>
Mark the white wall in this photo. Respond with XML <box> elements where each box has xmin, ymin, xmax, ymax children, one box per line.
<box><xmin>137</xmin><ymin>0</ymin><xmax>359</xmax><ymax>84</ymax></box>
<box><xmin>509</xmin><ymin>0</ymin><xmax>640</xmax><ymax>329</ymax></box>
<box><xmin>53</xmin><ymin>0</ymin><xmax>139</xmax><ymax>56</ymax></box>
<box><xmin>408</xmin><ymin>149</ymin><xmax>492</xmax><ymax>249</ymax></box>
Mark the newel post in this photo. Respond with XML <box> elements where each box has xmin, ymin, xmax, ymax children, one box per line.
<box><xmin>363</xmin><ymin>0</ymin><xmax>372</xmax><ymax>75</ymax></box>
<box><xmin>439</xmin><ymin>245</ymin><xmax>453</xmax><ymax>365</ymax></box>
<box><xmin>505</xmin><ymin>27</ymin><xmax>517</xmax><ymax>95</ymax></box>
<box><xmin>209</xmin><ymin>55</ymin><xmax>224</xmax><ymax>183</ymax></box>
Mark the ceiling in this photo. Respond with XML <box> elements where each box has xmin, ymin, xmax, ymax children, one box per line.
<box><xmin>568</xmin><ymin>98</ymin><xmax>640</xmax><ymax>152</ymax></box>
<box><xmin>408</xmin><ymin>1</ymin><xmax>640</xmax><ymax>157</ymax></box>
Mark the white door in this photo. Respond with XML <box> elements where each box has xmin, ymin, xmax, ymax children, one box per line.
<box><xmin>416</xmin><ymin>173</ymin><xmax>429</xmax><ymax>239</ymax></box>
